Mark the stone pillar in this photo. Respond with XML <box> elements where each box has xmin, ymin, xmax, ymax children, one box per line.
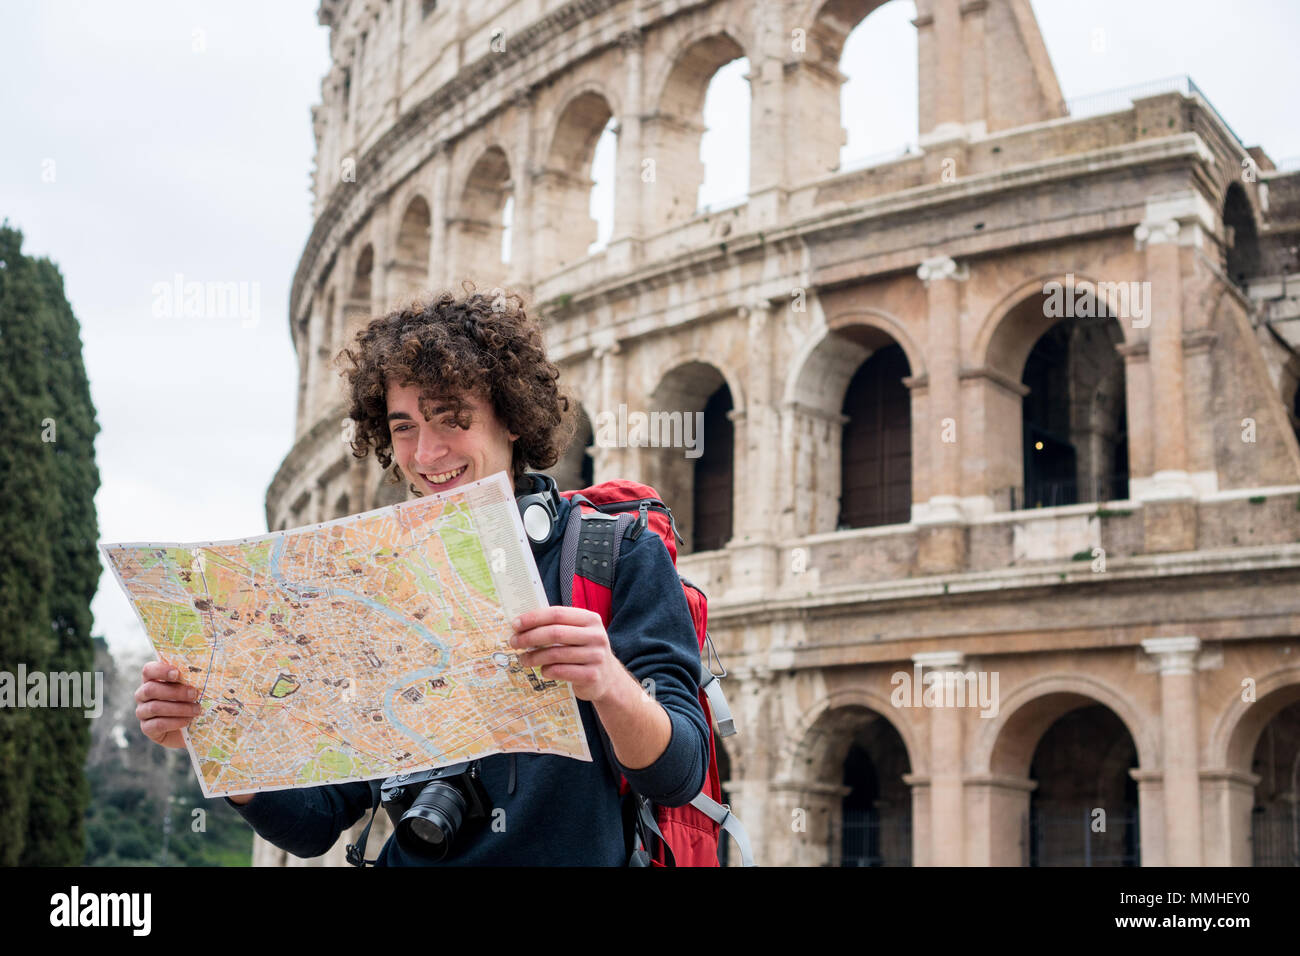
<box><xmin>915</xmin><ymin>650</ymin><xmax>966</xmax><ymax>865</ymax></box>
<box><xmin>1141</xmin><ymin>636</ymin><xmax>1203</xmax><ymax>865</ymax></box>
<box><xmin>915</xmin><ymin>257</ymin><xmax>969</xmax><ymax>570</ymax></box>
<box><xmin>738</xmin><ymin>300</ymin><xmax>778</xmax><ymax>535</ymax></box>
<box><xmin>914</xmin><ymin>1</ymin><xmax>963</xmax><ymax>142</ymax></box>
<box><xmin>963</xmin><ymin>773</ymin><xmax>1036</xmax><ymax>865</ymax></box>
<box><xmin>591</xmin><ymin>337</ymin><xmax>624</xmax><ymax>483</ymax></box>
<box><xmin>1199</xmin><ymin>768</ymin><xmax>1260</xmax><ymax>866</ymax></box>
<box><xmin>902</xmin><ymin>772</ymin><xmax>931</xmax><ymax>866</ymax></box>
<box><xmin>916</xmin><ymin>255</ymin><xmax>968</xmax><ymax>512</ymax></box>
<box><xmin>428</xmin><ymin>150</ymin><xmax>450</xmax><ymax>288</ymax></box>
<box><xmin>607</xmin><ymin>28</ymin><xmax>646</xmax><ymax>273</ymax></box>
<box><xmin>781</xmin><ymin>401</ymin><xmax>847</xmax><ymax>536</ymax></box>
<box><xmin>507</xmin><ymin>89</ymin><xmax>535</xmax><ymax>288</ymax></box>
<box><xmin>1115</xmin><ymin>342</ymin><xmax>1153</xmax><ymax>486</ymax></box>
<box><xmin>1134</xmin><ymin>219</ymin><xmax>1193</xmax><ymax>494</ymax></box>
<box><xmin>956</xmin><ymin>366</ymin><xmax>1026</xmax><ymax>513</ymax></box>
<box><xmin>638</xmin><ymin>111</ymin><xmax>706</xmax><ymax>232</ymax></box>
<box><xmin>1129</xmin><ymin>767</ymin><xmax>1165</xmax><ymax>867</ymax></box>
<box><xmin>770</xmin><ymin>780</ymin><xmax>850</xmax><ymax>867</ymax></box>
<box><xmin>958</xmin><ymin>0</ymin><xmax>989</xmax><ymax>133</ymax></box>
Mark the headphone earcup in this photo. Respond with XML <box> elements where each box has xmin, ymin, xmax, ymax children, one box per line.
<box><xmin>517</xmin><ymin>473</ymin><xmax>563</xmax><ymax>550</ymax></box>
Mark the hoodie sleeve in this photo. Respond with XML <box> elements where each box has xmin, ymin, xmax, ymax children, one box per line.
<box><xmin>599</xmin><ymin>526</ymin><xmax>710</xmax><ymax>807</ymax></box>
<box><xmin>222</xmin><ymin>780</ymin><xmax>374</xmax><ymax>859</ymax></box>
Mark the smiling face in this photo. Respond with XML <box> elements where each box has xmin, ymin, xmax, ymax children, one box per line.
<box><xmin>385</xmin><ymin>379</ymin><xmax>519</xmax><ymax>495</ymax></box>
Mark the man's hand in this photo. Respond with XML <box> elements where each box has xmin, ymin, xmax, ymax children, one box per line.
<box><xmin>135</xmin><ymin>660</ymin><xmax>203</xmax><ymax>749</ymax></box>
<box><xmin>511</xmin><ymin>606</ymin><xmax>628</xmax><ymax>703</ymax></box>
<box><xmin>134</xmin><ymin>662</ymin><xmax>255</xmax><ymax>805</ymax></box>
<box><xmin>511</xmin><ymin>606</ymin><xmax>672</xmax><ymax>770</ymax></box>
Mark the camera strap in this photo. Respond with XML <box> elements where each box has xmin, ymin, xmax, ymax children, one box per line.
<box><xmin>344</xmin><ymin>779</ymin><xmax>384</xmax><ymax>867</ymax></box>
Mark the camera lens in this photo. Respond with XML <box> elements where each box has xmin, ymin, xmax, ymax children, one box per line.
<box><xmin>396</xmin><ymin>782</ymin><xmax>468</xmax><ymax>860</ymax></box>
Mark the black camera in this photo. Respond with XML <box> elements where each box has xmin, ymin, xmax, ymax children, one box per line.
<box><xmin>380</xmin><ymin>760</ymin><xmax>493</xmax><ymax>860</ymax></box>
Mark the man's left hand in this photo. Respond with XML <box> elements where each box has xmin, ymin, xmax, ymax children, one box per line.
<box><xmin>511</xmin><ymin>606</ymin><xmax>629</xmax><ymax>703</ymax></box>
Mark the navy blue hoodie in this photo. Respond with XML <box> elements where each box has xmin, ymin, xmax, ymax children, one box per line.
<box><xmin>224</xmin><ymin>491</ymin><xmax>709</xmax><ymax>865</ymax></box>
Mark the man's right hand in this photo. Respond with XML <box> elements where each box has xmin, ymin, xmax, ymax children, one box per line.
<box><xmin>134</xmin><ymin>661</ymin><xmax>255</xmax><ymax>805</ymax></box>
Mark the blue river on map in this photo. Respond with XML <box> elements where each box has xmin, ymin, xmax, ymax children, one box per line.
<box><xmin>268</xmin><ymin>534</ymin><xmax>454</xmax><ymax>757</ymax></box>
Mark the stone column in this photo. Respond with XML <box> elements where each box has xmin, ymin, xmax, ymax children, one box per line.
<box><xmin>915</xmin><ymin>256</ymin><xmax>967</xmax><ymax>513</ymax></box>
<box><xmin>915</xmin><ymin>649</ymin><xmax>966</xmax><ymax>865</ymax></box>
<box><xmin>956</xmin><ymin>366</ymin><xmax>1026</xmax><ymax>514</ymax></box>
<box><xmin>428</xmin><ymin>149</ymin><xmax>450</xmax><ymax>288</ymax></box>
<box><xmin>769</xmin><ymin>780</ymin><xmax>850</xmax><ymax>867</ymax></box>
<box><xmin>913</xmin><ymin>1</ymin><xmax>963</xmax><ymax>142</ymax></box>
<box><xmin>781</xmin><ymin>401</ymin><xmax>847</xmax><ymax>536</ymax></box>
<box><xmin>902</xmin><ymin>772</ymin><xmax>931</xmax><ymax>866</ymax></box>
<box><xmin>915</xmin><ymin>257</ymin><xmax>969</xmax><ymax>571</ymax></box>
<box><xmin>1199</xmin><ymin>768</ymin><xmax>1260</xmax><ymax>867</ymax></box>
<box><xmin>1133</xmin><ymin>219</ymin><xmax>1195</xmax><ymax>500</ymax></box>
<box><xmin>1141</xmin><ymin>636</ymin><xmax>1203</xmax><ymax>865</ymax></box>
<box><xmin>507</xmin><ymin>88</ymin><xmax>535</xmax><ymax>289</ymax></box>
<box><xmin>1129</xmin><ymin>767</ymin><xmax>1165</xmax><ymax>867</ymax></box>
<box><xmin>963</xmin><ymin>773</ymin><xmax>1036</xmax><ymax>865</ymax></box>
<box><xmin>727</xmin><ymin>300</ymin><xmax>780</xmax><ymax>598</ymax></box>
<box><xmin>607</xmin><ymin>27</ymin><xmax>646</xmax><ymax>274</ymax></box>
<box><xmin>591</xmin><ymin>337</ymin><xmax>624</xmax><ymax>483</ymax></box>
<box><xmin>958</xmin><ymin>0</ymin><xmax>989</xmax><ymax>133</ymax></box>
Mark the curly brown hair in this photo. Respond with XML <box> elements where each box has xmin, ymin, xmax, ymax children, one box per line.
<box><xmin>336</xmin><ymin>286</ymin><xmax>577</xmax><ymax>496</ymax></box>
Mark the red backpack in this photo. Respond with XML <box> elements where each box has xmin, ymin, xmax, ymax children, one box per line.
<box><xmin>558</xmin><ymin>479</ymin><xmax>754</xmax><ymax>867</ymax></box>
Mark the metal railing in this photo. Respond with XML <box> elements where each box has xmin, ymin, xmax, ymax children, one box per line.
<box><xmin>992</xmin><ymin>473</ymin><xmax>1131</xmax><ymax>512</ymax></box>
<box><xmin>1025</xmin><ymin>806</ymin><xmax>1140</xmax><ymax>867</ymax></box>
<box><xmin>832</xmin><ymin>808</ymin><xmax>913</xmax><ymax>867</ymax></box>
<box><xmin>1252</xmin><ymin>804</ymin><xmax>1300</xmax><ymax>866</ymax></box>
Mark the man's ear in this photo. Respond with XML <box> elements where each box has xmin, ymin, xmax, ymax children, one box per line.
<box><xmin>509</xmin><ymin>432</ymin><xmax>519</xmax><ymax>442</ymax></box>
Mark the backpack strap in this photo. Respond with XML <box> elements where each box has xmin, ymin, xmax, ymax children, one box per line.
<box><xmin>699</xmin><ymin>631</ymin><xmax>735</xmax><ymax>737</ymax></box>
<box><xmin>344</xmin><ymin>778</ymin><xmax>384</xmax><ymax>867</ymax></box>
<box><xmin>689</xmin><ymin>792</ymin><xmax>755</xmax><ymax>867</ymax></box>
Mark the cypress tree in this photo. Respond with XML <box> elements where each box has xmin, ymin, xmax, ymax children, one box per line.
<box><xmin>0</xmin><ymin>222</ymin><xmax>101</xmax><ymax>864</ymax></box>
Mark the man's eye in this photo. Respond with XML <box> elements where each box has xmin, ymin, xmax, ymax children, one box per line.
<box><xmin>393</xmin><ymin>424</ymin><xmax>413</xmax><ymax>433</ymax></box>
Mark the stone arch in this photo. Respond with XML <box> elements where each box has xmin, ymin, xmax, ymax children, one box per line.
<box><xmin>971</xmin><ymin>673</ymin><xmax>1156</xmax><ymax>777</ymax></box>
<box><xmin>783</xmin><ymin>312</ymin><xmax>919</xmax><ymax>533</ymax></box>
<box><xmin>975</xmin><ymin>275</ymin><xmax>1133</xmax><ymax>508</ymax></box>
<box><xmin>1222</xmin><ymin>181</ymin><xmax>1262</xmax><ymax>286</ymax></box>
<box><xmin>777</xmin><ymin>686</ymin><xmax>923</xmax><ymax>782</ymax></box>
<box><xmin>785</xmin><ymin>309</ymin><xmax>924</xmax><ymax>410</ymax></box>
<box><xmin>390</xmin><ymin>194</ymin><xmax>431</xmax><ymax>301</ymax></box>
<box><xmin>645</xmin><ymin>30</ymin><xmax>748</xmax><ymax>229</ymax></box>
<box><xmin>801</xmin><ymin>0</ymin><xmax>895</xmax><ymax>65</ymax></box>
<box><xmin>449</xmin><ymin>144</ymin><xmax>513</xmax><ymax>288</ymax></box>
<box><xmin>775</xmin><ymin>686</ymin><xmax>919</xmax><ymax>866</ymax></box>
<box><xmin>535</xmin><ymin>89</ymin><xmax>617</xmax><ymax>276</ymax></box>
<box><xmin>975</xmin><ymin>273</ymin><xmax>1138</xmax><ymax>378</ymax></box>
<box><xmin>1206</xmin><ymin>665</ymin><xmax>1300</xmax><ymax>772</ymax></box>
<box><xmin>966</xmin><ymin>673</ymin><xmax>1150</xmax><ymax>866</ymax></box>
<box><xmin>342</xmin><ymin>245</ymin><xmax>374</xmax><ymax>347</ymax></box>
<box><xmin>639</xmin><ymin>359</ymin><xmax>743</xmax><ymax>554</ymax></box>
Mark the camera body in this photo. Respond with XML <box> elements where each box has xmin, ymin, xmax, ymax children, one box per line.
<box><xmin>380</xmin><ymin>759</ymin><xmax>493</xmax><ymax>860</ymax></box>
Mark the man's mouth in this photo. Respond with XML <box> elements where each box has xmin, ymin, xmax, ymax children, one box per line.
<box><xmin>420</xmin><ymin>464</ymin><xmax>468</xmax><ymax>489</ymax></box>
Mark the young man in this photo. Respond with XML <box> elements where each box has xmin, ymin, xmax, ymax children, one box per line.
<box><xmin>134</xmin><ymin>288</ymin><xmax>709</xmax><ymax>864</ymax></box>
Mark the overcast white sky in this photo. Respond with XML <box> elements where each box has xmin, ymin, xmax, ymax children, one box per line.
<box><xmin>1</xmin><ymin>0</ymin><xmax>1297</xmax><ymax>661</ymax></box>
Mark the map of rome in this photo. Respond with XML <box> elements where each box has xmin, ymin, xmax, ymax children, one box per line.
<box><xmin>102</xmin><ymin>471</ymin><xmax>591</xmax><ymax>798</ymax></box>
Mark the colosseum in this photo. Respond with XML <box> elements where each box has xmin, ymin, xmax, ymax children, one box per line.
<box><xmin>262</xmin><ymin>0</ymin><xmax>1300</xmax><ymax>866</ymax></box>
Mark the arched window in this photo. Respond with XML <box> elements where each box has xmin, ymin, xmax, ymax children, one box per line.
<box><xmin>693</xmin><ymin>383</ymin><xmax>734</xmax><ymax>551</ymax></box>
<box><xmin>1223</xmin><ymin>183</ymin><xmax>1260</xmax><ymax>287</ymax></box>
<box><xmin>837</xmin><ymin>0</ymin><xmax>919</xmax><ymax>169</ymax></box>
<box><xmin>839</xmin><ymin>343</ymin><xmax>912</xmax><ymax>528</ymax></box>
<box><xmin>392</xmin><ymin>196</ymin><xmax>431</xmax><ymax>299</ymax></box>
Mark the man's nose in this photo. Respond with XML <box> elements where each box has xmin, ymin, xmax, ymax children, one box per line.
<box><xmin>413</xmin><ymin>424</ymin><xmax>450</xmax><ymax>465</ymax></box>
